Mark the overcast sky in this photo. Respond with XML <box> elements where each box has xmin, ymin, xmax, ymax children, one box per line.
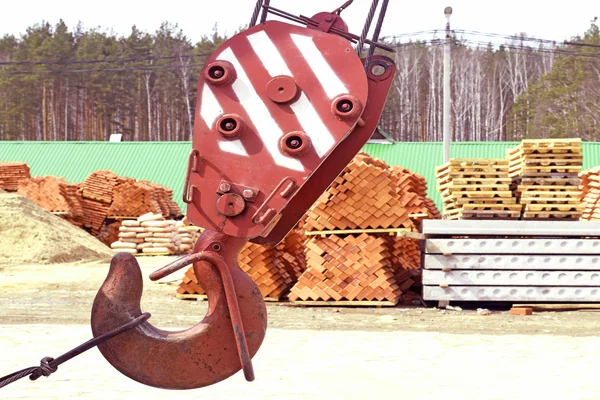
<box><xmin>1</xmin><ymin>0</ymin><xmax>598</xmax><ymax>44</ymax></box>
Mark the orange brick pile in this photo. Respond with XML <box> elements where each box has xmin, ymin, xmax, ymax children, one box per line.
<box><xmin>580</xmin><ymin>166</ymin><xmax>600</xmax><ymax>221</ymax></box>
<box><xmin>0</xmin><ymin>162</ymin><xmax>31</xmax><ymax>191</ymax></box>
<box><xmin>17</xmin><ymin>176</ymin><xmax>72</xmax><ymax>212</ymax></box>
<box><xmin>288</xmin><ymin>234</ymin><xmax>401</xmax><ymax>302</ymax></box>
<box><xmin>110</xmin><ymin>212</ymin><xmax>186</xmax><ymax>255</ymax></box>
<box><xmin>82</xmin><ymin>170</ymin><xmax>121</xmax><ymax>203</ymax></box>
<box><xmin>304</xmin><ymin>153</ymin><xmax>438</xmax><ymax>231</ymax></box>
<box><xmin>176</xmin><ymin>154</ymin><xmax>436</xmax><ymax>305</ymax></box>
<box><xmin>16</xmin><ymin>176</ymin><xmax>86</xmax><ymax>228</ymax></box>
<box><xmin>107</xmin><ymin>179</ymin><xmax>181</xmax><ymax>219</ymax></box>
<box><xmin>178</xmin><ymin>242</ymin><xmax>293</xmax><ymax>300</ymax></box>
<box><xmin>276</xmin><ymin>221</ymin><xmax>308</xmax><ymax>281</ymax></box>
<box><xmin>13</xmin><ymin>167</ymin><xmax>182</xmax><ymax>239</ymax></box>
<box><xmin>287</xmin><ymin>153</ymin><xmax>439</xmax><ymax>304</ymax></box>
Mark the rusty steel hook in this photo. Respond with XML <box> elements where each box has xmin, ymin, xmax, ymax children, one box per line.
<box><xmin>90</xmin><ymin>230</ymin><xmax>267</xmax><ymax>390</ymax></box>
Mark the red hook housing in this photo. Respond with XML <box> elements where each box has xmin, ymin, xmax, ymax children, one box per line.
<box><xmin>90</xmin><ymin>231</ymin><xmax>267</xmax><ymax>390</ymax></box>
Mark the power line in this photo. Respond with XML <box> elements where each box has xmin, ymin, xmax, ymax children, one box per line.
<box><xmin>5</xmin><ymin>62</ymin><xmax>206</xmax><ymax>75</ymax></box>
<box><xmin>0</xmin><ymin>52</ymin><xmax>212</xmax><ymax>66</ymax></box>
<box><xmin>455</xmin><ymin>29</ymin><xmax>600</xmax><ymax>50</ymax></box>
<box><xmin>461</xmin><ymin>39</ymin><xmax>600</xmax><ymax>59</ymax></box>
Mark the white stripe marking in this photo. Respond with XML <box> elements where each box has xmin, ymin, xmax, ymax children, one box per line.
<box><xmin>199</xmin><ymin>84</ymin><xmax>222</xmax><ymax>128</ymax></box>
<box><xmin>289</xmin><ymin>93</ymin><xmax>335</xmax><ymax>157</ymax></box>
<box><xmin>200</xmin><ymin>83</ymin><xmax>250</xmax><ymax>157</ymax></box>
<box><xmin>247</xmin><ymin>31</ymin><xmax>291</xmax><ymax>76</ymax></box>
<box><xmin>218</xmin><ymin>47</ymin><xmax>304</xmax><ymax>172</ymax></box>
<box><xmin>290</xmin><ymin>34</ymin><xmax>348</xmax><ymax>99</ymax></box>
<box><xmin>247</xmin><ymin>30</ymin><xmax>336</xmax><ymax>158</ymax></box>
<box><xmin>219</xmin><ymin>140</ymin><xmax>249</xmax><ymax>156</ymax></box>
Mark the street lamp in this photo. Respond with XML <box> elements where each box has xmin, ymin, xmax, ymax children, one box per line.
<box><xmin>443</xmin><ymin>6</ymin><xmax>452</xmax><ymax>163</ymax></box>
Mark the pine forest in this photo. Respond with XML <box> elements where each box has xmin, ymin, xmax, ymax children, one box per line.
<box><xmin>0</xmin><ymin>19</ymin><xmax>599</xmax><ymax>142</ymax></box>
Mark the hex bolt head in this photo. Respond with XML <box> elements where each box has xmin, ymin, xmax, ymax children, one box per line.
<box><xmin>219</xmin><ymin>182</ymin><xmax>231</xmax><ymax>192</ymax></box>
<box><xmin>242</xmin><ymin>189</ymin><xmax>255</xmax><ymax>199</ymax></box>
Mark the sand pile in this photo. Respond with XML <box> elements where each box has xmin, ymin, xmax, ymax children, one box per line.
<box><xmin>0</xmin><ymin>192</ymin><xmax>113</xmax><ymax>265</ymax></box>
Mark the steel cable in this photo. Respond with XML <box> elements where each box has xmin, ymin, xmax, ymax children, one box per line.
<box><xmin>0</xmin><ymin>312</ymin><xmax>151</xmax><ymax>389</ymax></box>
<box><xmin>355</xmin><ymin>0</ymin><xmax>379</xmax><ymax>56</ymax></box>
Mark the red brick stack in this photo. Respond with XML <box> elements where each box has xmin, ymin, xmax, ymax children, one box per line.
<box><xmin>0</xmin><ymin>162</ymin><xmax>31</xmax><ymax>191</ymax></box>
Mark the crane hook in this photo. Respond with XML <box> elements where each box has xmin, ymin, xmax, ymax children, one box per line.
<box><xmin>90</xmin><ymin>230</ymin><xmax>268</xmax><ymax>390</ymax></box>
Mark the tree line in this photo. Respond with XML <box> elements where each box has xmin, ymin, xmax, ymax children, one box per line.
<box><xmin>0</xmin><ymin>20</ymin><xmax>598</xmax><ymax>142</ymax></box>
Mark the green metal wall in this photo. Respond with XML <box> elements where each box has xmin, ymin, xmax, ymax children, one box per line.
<box><xmin>2</xmin><ymin>141</ymin><xmax>598</xmax><ymax>211</ymax></box>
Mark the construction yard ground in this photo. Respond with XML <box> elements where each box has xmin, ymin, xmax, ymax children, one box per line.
<box><xmin>1</xmin><ymin>256</ymin><xmax>600</xmax><ymax>399</ymax></box>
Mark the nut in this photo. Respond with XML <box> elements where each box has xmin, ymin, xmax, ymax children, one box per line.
<box><xmin>219</xmin><ymin>182</ymin><xmax>231</xmax><ymax>192</ymax></box>
<box><xmin>242</xmin><ymin>189</ymin><xmax>255</xmax><ymax>199</ymax></box>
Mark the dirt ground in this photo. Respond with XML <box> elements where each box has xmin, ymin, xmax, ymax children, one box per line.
<box><xmin>2</xmin><ymin>256</ymin><xmax>600</xmax><ymax>399</ymax></box>
<box><xmin>0</xmin><ymin>255</ymin><xmax>599</xmax><ymax>335</ymax></box>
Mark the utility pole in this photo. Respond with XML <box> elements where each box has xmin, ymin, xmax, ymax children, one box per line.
<box><xmin>443</xmin><ymin>6</ymin><xmax>452</xmax><ymax>163</ymax></box>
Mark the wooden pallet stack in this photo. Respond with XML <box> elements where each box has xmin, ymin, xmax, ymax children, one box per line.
<box><xmin>436</xmin><ymin>159</ymin><xmax>520</xmax><ymax>220</ymax></box>
<box><xmin>0</xmin><ymin>162</ymin><xmax>31</xmax><ymax>191</ymax></box>
<box><xmin>110</xmin><ymin>212</ymin><xmax>182</xmax><ymax>255</ymax></box>
<box><xmin>288</xmin><ymin>233</ymin><xmax>402</xmax><ymax>303</ymax></box>
<box><xmin>507</xmin><ymin>138</ymin><xmax>584</xmax><ymax>220</ymax></box>
<box><xmin>177</xmin><ymin>242</ymin><xmax>294</xmax><ymax>301</ymax></box>
<box><xmin>580</xmin><ymin>166</ymin><xmax>600</xmax><ymax>221</ymax></box>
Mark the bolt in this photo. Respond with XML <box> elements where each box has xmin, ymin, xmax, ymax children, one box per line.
<box><xmin>224</xmin><ymin>121</ymin><xmax>235</xmax><ymax>131</ymax></box>
<box><xmin>213</xmin><ymin>69</ymin><xmax>223</xmax><ymax>78</ymax></box>
<box><xmin>219</xmin><ymin>182</ymin><xmax>231</xmax><ymax>192</ymax></box>
<box><xmin>242</xmin><ymin>189</ymin><xmax>254</xmax><ymax>199</ymax></box>
<box><xmin>290</xmin><ymin>139</ymin><xmax>300</xmax><ymax>148</ymax></box>
<box><xmin>324</xmin><ymin>15</ymin><xmax>333</xmax><ymax>22</ymax></box>
<box><xmin>340</xmin><ymin>102</ymin><xmax>351</xmax><ymax>111</ymax></box>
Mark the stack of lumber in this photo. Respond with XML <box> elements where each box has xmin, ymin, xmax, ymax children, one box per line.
<box><xmin>177</xmin><ymin>242</ymin><xmax>293</xmax><ymax>301</ymax></box>
<box><xmin>436</xmin><ymin>159</ymin><xmax>520</xmax><ymax>220</ymax></box>
<box><xmin>110</xmin><ymin>212</ymin><xmax>181</xmax><ymax>255</ymax></box>
<box><xmin>580</xmin><ymin>166</ymin><xmax>600</xmax><ymax>221</ymax></box>
<box><xmin>288</xmin><ymin>233</ymin><xmax>402</xmax><ymax>303</ymax></box>
<box><xmin>0</xmin><ymin>162</ymin><xmax>31</xmax><ymax>191</ymax></box>
<box><xmin>507</xmin><ymin>138</ymin><xmax>583</xmax><ymax>220</ymax></box>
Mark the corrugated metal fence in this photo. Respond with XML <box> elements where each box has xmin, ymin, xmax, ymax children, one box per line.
<box><xmin>1</xmin><ymin>141</ymin><xmax>598</xmax><ymax>211</ymax></box>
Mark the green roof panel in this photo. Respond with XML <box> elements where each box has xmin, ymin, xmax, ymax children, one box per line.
<box><xmin>2</xmin><ymin>141</ymin><xmax>599</xmax><ymax>212</ymax></box>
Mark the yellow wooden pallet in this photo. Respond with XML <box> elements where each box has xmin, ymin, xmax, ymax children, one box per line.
<box><xmin>441</xmin><ymin>184</ymin><xmax>511</xmax><ymax>192</ymax></box>
<box><xmin>453</xmin><ymin>197</ymin><xmax>518</xmax><ymax>205</ymax></box>
<box><xmin>525</xmin><ymin>203</ymin><xmax>585</xmax><ymax>212</ymax></box>
<box><xmin>523</xmin><ymin>211</ymin><xmax>582</xmax><ymax>219</ymax></box>
<box><xmin>518</xmin><ymin>189</ymin><xmax>581</xmax><ymax>196</ymax></box>
<box><xmin>462</xmin><ymin>203</ymin><xmax>523</xmax><ymax>211</ymax></box>
<box><xmin>522</xmin><ymin>166</ymin><xmax>583</xmax><ymax>173</ymax></box>
<box><xmin>446</xmin><ymin>190</ymin><xmax>513</xmax><ymax>199</ymax></box>
<box><xmin>459</xmin><ymin>210</ymin><xmax>521</xmax><ymax>219</ymax></box>
<box><xmin>520</xmin><ymin>198</ymin><xmax>582</xmax><ymax>205</ymax></box>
